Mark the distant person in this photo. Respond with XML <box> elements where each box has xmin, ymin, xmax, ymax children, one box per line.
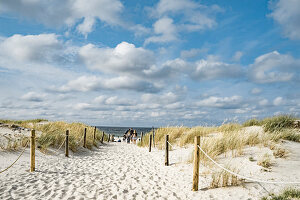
<box><xmin>130</xmin><ymin>128</ymin><xmax>134</xmax><ymax>142</ymax></box>
<box><xmin>133</xmin><ymin>130</ymin><xmax>137</xmax><ymax>144</ymax></box>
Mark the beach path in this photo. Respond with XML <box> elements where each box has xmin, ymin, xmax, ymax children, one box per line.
<box><xmin>1</xmin><ymin>141</ymin><xmax>299</xmax><ymax>200</ymax></box>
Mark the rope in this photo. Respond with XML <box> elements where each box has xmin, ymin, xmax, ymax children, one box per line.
<box><xmin>167</xmin><ymin>141</ymin><xmax>176</xmax><ymax>150</ymax></box>
<box><xmin>0</xmin><ymin>140</ymin><xmax>29</xmax><ymax>174</ymax></box>
<box><xmin>57</xmin><ymin>138</ymin><xmax>66</xmax><ymax>151</ymax></box>
<box><xmin>197</xmin><ymin>145</ymin><xmax>300</xmax><ymax>184</ymax></box>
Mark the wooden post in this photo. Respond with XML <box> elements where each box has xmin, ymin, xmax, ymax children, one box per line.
<box><xmin>108</xmin><ymin>134</ymin><xmax>110</xmax><ymax>142</ymax></box>
<box><xmin>192</xmin><ymin>136</ymin><xmax>200</xmax><ymax>191</ymax></box>
<box><xmin>112</xmin><ymin>135</ymin><xmax>114</xmax><ymax>142</ymax></box>
<box><xmin>165</xmin><ymin>135</ymin><xmax>169</xmax><ymax>166</ymax></box>
<box><xmin>65</xmin><ymin>130</ymin><xmax>69</xmax><ymax>157</ymax></box>
<box><xmin>83</xmin><ymin>128</ymin><xmax>87</xmax><ymax>148</ymax></box>
<box><xmin>149</xmin><ymin>134</ymin><xmax>152</xmax><ymax>152</ymax></box>
<box><xmin>101</xmin><ymin>131</ymin><xmax>104</xmax><ymax>143</ymax></box>
<box><xmin>152</xmin><ymin>127</ymin><xmax>155</xmax><ymax>147</ymax></box>
<box><xmin>141</xmin><ymin>132</ymin><xmax>144</xmax><ymax>145</ymax></box>
<box><xmin>30</xmin><ymin>129</ymin><xmax>35</xmax><ymax>172</ymax></box>
<box><xmin>93</xmin><ymin>127</ymin><xmax>96</xmax><ymax>141</ymax></box>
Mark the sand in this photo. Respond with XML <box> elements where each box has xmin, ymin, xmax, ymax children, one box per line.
<box><xmin>1</xmin><ymin>126</ymin><xmax>300</xmax><ymax>200</ymax></box>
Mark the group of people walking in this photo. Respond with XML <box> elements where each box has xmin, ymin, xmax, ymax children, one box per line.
<box><xmin>123</xmin><ymin>128</ymin><xmax>138</xmax><ymax>144</ymax></box>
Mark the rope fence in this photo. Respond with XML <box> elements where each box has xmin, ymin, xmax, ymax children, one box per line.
<box><xmin>197</xmin><ymin>144</ymin><xmax>300</xmax><ymax>185</ymax></box>
<box><xmin>0</xmin><ymin>127</ymin><xmax>107</xmax><ymax>174</ymax></box>
<box><xmin>0</xmin><ymin>140</ymin><xmax>29</xmax><ymax>174</ymax></box>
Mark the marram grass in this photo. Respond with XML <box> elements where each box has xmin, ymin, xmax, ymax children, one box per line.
<box><xmin>0</xmin><ymin>119</ymin><xmax>107</xmax><ymax>152</ymax></box>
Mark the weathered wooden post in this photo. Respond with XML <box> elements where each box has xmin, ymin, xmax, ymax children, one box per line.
<box><xmin>192</xmin><ymin>136</ymin><xmax>200</xmax><ymax>191</ymax></box>
<box><xmin>83</xmin><ymin>128</ymin><xmax>87</xmax><ymax>148</ymax></box>
<box><xmin>108</xmin><ymin>134</ymin><xmax>110</xmax><ymax>142</ymax></box>
<box><xmin>93</xmin><ymin>126</ymin><xmax>96</xmax><ymax>141</ymax></box>
<box><xmin>165</xmin><ymin>135</ymin><xmax>169</xmax><ymax>166</ymax></box>
<box><xmin>65</xmin><ymin>130</ymin><xmax>69</xmax><ymax>157</ymax></box>
<box><xmin>30</xmin><ymin>129</ymin><xmax>35</xmax><ymax>172</ymax></box>
<box><xmin>149</xmin><ymin>134</ymin><xmax>152</xmax><ymax>152</ymax></box>
<box><xmin>141</xmin><ymin>132</ymin><xmax>144</xmax><ymax>145</ymax></box>
<box><xmin>101</xmin><ymin>131</ymin><xmax>104</xmax><ymax>143</ymax></box>
<box><xmin>152</xmin><ymin>127</ymin><xmax>155</xmax><ymax>147</ymax></box>
<box><xmin>112</xmin><ymin>135</ymin><xmax>114</xmax><ymax>142</ymax></box>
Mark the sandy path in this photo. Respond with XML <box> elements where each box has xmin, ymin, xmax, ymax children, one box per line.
<box><xmin>1</xmin><ymin>142</ymin><xmax>300</xmax><ymax>200</ymax></box>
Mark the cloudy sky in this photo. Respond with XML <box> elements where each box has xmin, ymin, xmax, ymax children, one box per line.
<box><xmin>0</xmin><ymin>0</ymin><xmax>299</xmax><ymax>127</ymax></box>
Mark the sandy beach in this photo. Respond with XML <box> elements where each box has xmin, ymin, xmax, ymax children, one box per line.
<box><xmin>1</xmin><ymin>124</ymin><xmax>300</xmax><ymax>200</ymax></box>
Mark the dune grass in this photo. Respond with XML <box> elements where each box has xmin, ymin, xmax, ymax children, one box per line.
<box><xmin>139</xmin><ymin>115</ymin><xmax>299</xmax><ymax>165</ymax></box>
<box><xmin>261</xmin><ymin>188</ymin><xmax>300</xmax><ymax>200</ymax></box>
<box><xmin>0</xmin><ymin>119</ymin><xmax>107</xmax><ymax>152</ymax></box>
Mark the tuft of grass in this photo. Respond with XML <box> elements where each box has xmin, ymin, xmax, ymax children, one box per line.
<box><xmin>261</xmin><ymin>188</ymin><xmax>300</xmax><ymax>200</ymax></box>
<box><xmin>210</xmin><ymin>166</ymin><xmax>242</xmax><ymax>188</ymax></box>
<box><xmin>257</xmin><ymin>153</ymin><xmax>272</xmax><ymax>169</ymax></box>
<box><xmin>243</xmin><ymin>118</ymin><xmax>261</xmax><ymax>127</ymax></box>
<box><xmin>272</xmin><ymin>146</ymin><xmax>288</xmax><ymax>158</ymax></box>
<box><xmin>262</xmin><ymin>115</ymin><xmax>296</xmax><ymax>133</ymax></box>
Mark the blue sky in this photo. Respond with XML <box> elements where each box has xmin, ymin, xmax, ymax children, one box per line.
<box><xmin>0</xmin><ymin>0</ymin><xmax>299</xmax><ymax>127</ymax></box>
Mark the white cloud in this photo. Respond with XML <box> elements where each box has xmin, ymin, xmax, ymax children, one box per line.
<box><xmin>191</xmin><ymin>57</ymin><xmax>242</xmax><ymax>81</ymax></box>
<box><xmin>145</xmin><ymin>0</ymin><xmax>221</xmax><ymax>44</ymax></box>
<box><xmin>196</xmin><ymin>95</ymin><xmax>243</xmax><ymax>109</ymax></box>
<box><xmin>269</xmin><ymin>0</ymin><xmax>300</xmax><ymax>40</ymax></box>
<box><xmin>273</xmin><ymin>97</ymin><xmax>284</xmax><ymax>106</ymax></box>
<box><xmin>249</xmin><ymin>51</ymin><xmax>300</xmax><ymax>83</ymax></box>
<box><xmin>21</xmin><ymin>92</ymin><xmax>46</xmax><ymax>102</ymax></box>
<box><xmin>0</xmin><ymin>0</ymin><xmax>124</xmax><ymax>36</ymax></box>
<box><xmin>144</xmin><ymin>17</ymin><xmax>177</xmax><ymax>44</ymax></box>
<box><xmin>55</xmin><ymin>75</ymin><xmax>161</xmax><ymax>93</ymax></box>
<box><xmin>0</xmin><ymin>34</ymin><xmax>61</xmax><ymax>63</ymax></box>
<box><xmin>79</xmin><ymin>42</ymin><xmax>155</xmax><ymax>75</ymax></box>
<box><xmin>259</xmin><ymin>99</ymin><xmax>269</xmax><ymax>106</ymax></box>
<box><xmin>152</xmin><ymin>0</ymin><xmax>219</xmax><ymax>31</ymax></box>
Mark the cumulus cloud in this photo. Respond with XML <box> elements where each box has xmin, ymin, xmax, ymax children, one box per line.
<box><xmin>269</xmin><ymin>0</ymin><xmax>300</xmax><ymax>40</ymax></box>
<box><xmin>79</xmin><ymin>42</ymin><xmax>155</xmax><ymax>75</ymax></box>
<box><xmin>145</xmin><ymin>0</ymin><xmax>221</xmax><ymax>44</ymax></box>
<box><xmin>249</xmin><ymin>51</ymin><xmax>300</xmax><ymax>83</ymax></box>
<box><xmin>54</xmin><ymin>75</ymin><xmax>161</xmax><ymax>93</ymax></box>
<box><xmin>0</xmin><ymin>0</ymin><xmax>124</xmax><ymax>36</ymax></box>
<box><xmin>196</xmin><ymin>95</ymin><xmax>243</xmax><ymax>109</ymax></box>
<box><xmin>0</xmin><ymin>34</ymin><xmax>61</xmax><ymax>63</ymax></box>
<box><xmin>191</xmin><ymin>57</ymin><xmax>242</xmax><ymax>81</ymax></box>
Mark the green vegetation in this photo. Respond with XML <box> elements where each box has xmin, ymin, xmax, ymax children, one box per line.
<box><xmin>262</xmin><ymin>188</ymin><xmax>300</xmax><ymax>200</ymax></box>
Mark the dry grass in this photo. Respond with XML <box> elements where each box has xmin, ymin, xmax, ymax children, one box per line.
<box><xmin>0</xmin><ymin>119</ymin><xmax>107</xmax><ymax>152</ymax></box>
<box><xmin>257</xmin><ymin>153</ymin><xmax>272</xmax><ymax>169</ymax></box>
<box><xmin>0</xmin><ymin>136</ymin><xmax>29</xmax><ymax>151</ymax></box>
<box><xmin>210</xmin><ymin>166</ymin><xmax>242</xmax><ymax>188</ymax></box>
<box><xmin>33</xmin><ymin>121</ymin><xmax>106</xmax><ymax>152</ymax></box>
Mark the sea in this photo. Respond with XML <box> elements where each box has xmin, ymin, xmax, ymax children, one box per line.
<box><xmin>95</xmin><ymin>126</ymin><xmax>153</xmax><ymax>137</ymax></box>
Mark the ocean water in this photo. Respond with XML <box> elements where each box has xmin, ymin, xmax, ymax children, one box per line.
<box><xmin>96</xmin><ymin>126</ymin><xmax>153</xmax><ymax>137</ymax></box>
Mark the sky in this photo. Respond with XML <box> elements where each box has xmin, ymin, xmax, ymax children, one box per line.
<box><xmin>0</xmin><ymin>0</ymin><xmax>299</xmax><ymax>127</ymax></box>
